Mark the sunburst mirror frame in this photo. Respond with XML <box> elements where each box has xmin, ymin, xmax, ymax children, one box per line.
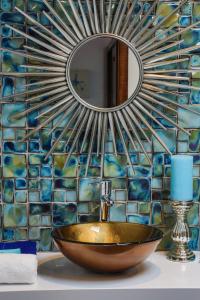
<box><xmin>1</xmin><ymin>0</ymin><xmax>200</xmax><ymax>176</ymax></box>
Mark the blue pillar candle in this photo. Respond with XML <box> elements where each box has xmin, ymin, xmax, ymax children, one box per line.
<box><xmin>171</xmin><ymin>155</ymin><xmax>193</xmax><ymax>202</ymax></box>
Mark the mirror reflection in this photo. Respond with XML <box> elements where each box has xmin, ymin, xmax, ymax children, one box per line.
<box><xmin>70</xmin><ymin>37</ymin><xmax>140</xmax><ymax>109</ymax></box>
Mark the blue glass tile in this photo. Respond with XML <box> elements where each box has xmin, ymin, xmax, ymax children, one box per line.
<box><xmin>29</xmin><ymin>141</ymin><xmax>40</xmax><ymax>152</ymax></box>
<box><xmin>0</xmin><ymin>12</ymin><xmax>25</xmax><ymax>24</ymax></box>
<box><xmin>15</xmin><ymin>190</ymin><xmax>27</xmax><ymax>203</ymax></box>
<box><xmin>2</xmin><ymin>103</ymin><xmax>26</xmax><ymax>127</ymax></box>
<box><xmin>3</xmin><ymin>141</ymin><xmax>27</xmax><ymax>153</ymax></box>
<box><xmin>179</xmin><ymin>16</ymin><xmax>191</xmax><ymax>27</ymax></box>
<box><xmin>1</xmin><ymin>0</ymin><xmax>12</xmax><ymax>11</ymax></box>
<box><xmin>110</xmin><ymin>203</ymin><xmax>126</xmax><ymax>222</ymax></box>
<box><xmin>41</xmin><ymin>166</ymin><xmax>52</xmax><ymax>177</ymax></box>
<box><xmin>153</xmin><ymin>154</ymin><xmax>164</xmax><ymax>177</ymax></box>
<box><xmin>152</xmin><ymin>202</ymin><xmax>162</xmax><ymax>225</ymax></box>
<box><xmin>3</xmin><ymin>179</ymin><xmax>14</xmax><ymax>203</ymax></box>
<box><xmin>189</xmin><ymin>228</ymin><xmax>199</xmax><ymax>251</ymax></box>
<box><xmin>3</xmin><ymin>229</ymin><xmax>15</xmax><ymax>241</ymax></box>
<box><xmin>16</xmin><ymin>178</ymin><xmax>27</xmax><ymax>189</ymax></box>
<box><xmin>153</xmin><ymin>130</ymin><xmax>176</xmax><ymax>153</ymax></box>
<box><xmin>79</xmin><ymin>178</ymin><xmax>100</xmax><ymax>201</ymax></box>
<box><xmin>54</xmin><ymin>179</ymin><xmax>76</xmax><ymax>189</ymax></box>
<box><xmin>193</xmin><ymin>179</ymin><xmax>200</xmax><ymax>201</ymax></box>
<box><xmin>178</xmin><ymin>106</ymin><xmax>200</xmax><ymax>129</ymax></box>
<box><xmin>27</xmin><ymin>111</ymin><xmax>39</xmax><ymax>127</ymax></box>
<box><xmin>41</xmin><ymin>216</ymin><xmax>51</xmax><ymax>226</ymax></box>
<box><xmin>115</xmin><ymin>190</ymin><xmax>126</xmax><ymax>202</ymax></box>
<box><xmin>53</xmin><ymin>203</ymin><xmax>77</xmax><ymax>226</ymax></box>
<box><xmin>189</xmin><ymin>130</ymin><xmax>200</xmax><ymax>152</ymax></box>
<box><xmin>66</xmin><ymin>190</ymin><xmax>77</xmax><ymax>202</ymax></box>
<box><xmin>29</xmin><ymin>191</ymin><xmax>39</xmax><ymax>202</ymax></box>
<box><xmin>130</xmin><ymin>166</ymin><xmax>152</xmax><ymax>177</ymax></box>
<box><xmin>2</xmin><ymin>77</ymin><xmax>14</xmax><ymax>97</ymax></box>
<box><xmin>40</xmin><ymin>179</ymin><xmax>52</xmax><ymax>202</ymax></box>
<box><xmin>28</xmin><ymin>166</ymin><xmax>39</xmax><ymax>177</ymax></box>
<box><xmin>128</xmin><ymin>179</ymin><xmax>151</xmax><ymax>201</ymax></box>
<box><xmin>127</xmin><ymin>202</ymin><xmax>138</xmax><ymax>214</ymax></box>
<box><xmin>152</xmin><ymin>178</ymin><xmax>162</xmax><ymax>189</ymax></box>
<box><xmin>2</xmin><ymin>51</ymin><xmax>25</xmax><ymax>71</ymax></box>
<box><xmin>30</xmin><ymin>203</ymin><xmax>51</xmax><ymax>215</ymax></box>
<box><xmin>128</xmin><ymin>215</ymin><xmax>150</xmax><ymax>225</ymax></box>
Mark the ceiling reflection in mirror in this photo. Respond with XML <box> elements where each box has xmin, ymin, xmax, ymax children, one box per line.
<box><xmin>70</xmin><ymin>37</ymin><xmax>141</xmax><ymax>109</ymax></box>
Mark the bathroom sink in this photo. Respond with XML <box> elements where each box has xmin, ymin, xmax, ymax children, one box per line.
<box><xmin>52</xmin><ymin>222</ymin><xmax>163</xmax><ymax>273</ymax></box>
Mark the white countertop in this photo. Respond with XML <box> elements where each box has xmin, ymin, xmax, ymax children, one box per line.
<box><xmin>0</xmin><ymin>252</ymin><xmax>200</xmax><ymax>300</ymax></box>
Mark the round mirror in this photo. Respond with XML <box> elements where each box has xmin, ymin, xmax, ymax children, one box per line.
<box><xmin>69</xmin><ymin>36</ymin><xmax>141</xmax><ymax>109</ymax></box>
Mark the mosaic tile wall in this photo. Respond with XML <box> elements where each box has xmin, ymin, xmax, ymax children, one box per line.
<box><xmin>0</xmin><ymin>0</ymin><xmax>200</xmax><ymax>251</ymax></box>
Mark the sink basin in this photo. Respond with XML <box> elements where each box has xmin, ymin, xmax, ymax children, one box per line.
<box><xmin>52</xmin><ymin>222</ymin><xmax>163</xmax><ymax>273</ymax></box>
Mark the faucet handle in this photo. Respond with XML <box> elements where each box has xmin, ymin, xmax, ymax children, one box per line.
<box><xmin>101</xmin><ymin>180</ymin><xmax>112</xmax><ymax>198</ymax></box>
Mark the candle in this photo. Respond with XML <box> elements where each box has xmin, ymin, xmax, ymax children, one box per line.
<box><xmin>171</xmin><ymin>155</ymin><xmax>193</xmax><ymax>202</ymax></box>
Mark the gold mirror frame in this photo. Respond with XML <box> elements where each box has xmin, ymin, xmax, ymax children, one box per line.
<box><xmin>1</xmin><ymin>0</ymin><xmax>200</xmax><ymax>176</ymax></box>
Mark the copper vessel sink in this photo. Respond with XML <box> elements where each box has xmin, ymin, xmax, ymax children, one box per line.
<box><xmin>52</xmin><ymin>222</ymin><xmax>163</xmax><ymax>273</ymax></box>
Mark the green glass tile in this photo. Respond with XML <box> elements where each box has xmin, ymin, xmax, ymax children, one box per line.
<box><xmin>138</xmin><ymin>202</ymin><xmax>151</xmax><ymax>214</ymax></box>
<box><xmin>3</xmin><ymin>154</ymin><xmax>26</xmax><ymax>178</ymax></box>
<box><xmin>29</xmin><ymin>179</ymin><xmax>39</xmax><ymax>190</ymax></box>
<box><xmin>104</xmin><ymin>154</ymin><xmax>127</xmax><ymax>178</ymax></box>
<box><xmin>53</xmin><ymin>191</ymin><xmax>66</xmax><ymax>202</ymax></box>
<box><xmin>152</xmin><ymin>202</ymin><xmax>162</xmax><ymax>225</ymax></box>
<box><xmin>187</xmin><ymin>203</ymin><xmax>199</xmax><ymax>226</ymax></box>
<box><xmin>15</xmin><ymin>228</ymin><xmax>27</xmax><ymax>240</ymax></box>
<box><xmin>40</xmin><ymin>228</ymin><xmax>52</xmax><ymax>251</ymax></box>
<box><xmin>29</xmin><ymin>215</ymin><xmax>41</xmax><ymax>226</ymax></box>
<box><xmin>15</xmin><ymin>190</ymin><xmax>27</xmax><ymax>203</ymax></box>
<box><xmin>78</xmin><ymin>203</ymin><xmax>89</xmax><ymax>214</ymax></box>
<box><xmin>54</xmin><ymin>155</ymin><xmax>78</xmax><ymax>177</ymax></box>
<box><xmin>29</xmin><ymin>227</ymin><xmax>40</xmax><ymax>240</ymax></box>
<box><xmin>3</xmin><ymin>128</ymin><xmax>15</xmax><ymax>139</ymax></box>
<box><xmin>3</xmin><ymin>204</ymin><xmax>27</xmax><ymax>227</ymax></box>
<box><xmin>156</xmin><ymin>2</ymin><xmax>179</xmax><ymax>28</ymax></box>
<box><xmin>15</xmin><ymin>129</ymin><xmax>26</xmax><ymax>140</ymax></box>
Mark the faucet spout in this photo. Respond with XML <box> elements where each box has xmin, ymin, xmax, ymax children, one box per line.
<box><xmin>100</xmin><ymin>181</ymin><xmax>113</xmax><ymax>222</ymax></box>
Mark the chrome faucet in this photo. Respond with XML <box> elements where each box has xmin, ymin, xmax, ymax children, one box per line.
<box><xmin>100</xmin><ymin>180</ymin><xmax>114</xmax><ymax>222</ymax></box>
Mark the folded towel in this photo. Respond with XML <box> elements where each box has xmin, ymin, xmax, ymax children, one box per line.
<box><xmin>0</xmin><ymin>248</ymin><xmax>21</xmax><ymax>254</ymax></box>
<box><xmin>0</xmin><ymin>241</ymin><xmax>37</xmax><ymax>254</ymax></box>
<box><xmin>0</xmin><ymin>254</ymin><xmax>37</xmax><ymax>284</ymax></box>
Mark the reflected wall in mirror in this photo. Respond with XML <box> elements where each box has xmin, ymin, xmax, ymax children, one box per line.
<box><xmin>70</xmin><ymin>37</ymin><xmax>140</xmax><ymax>109</ymax></box>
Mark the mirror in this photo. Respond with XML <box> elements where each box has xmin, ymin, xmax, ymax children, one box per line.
<box><xmin>69</xmin><ymin>37</ymin><xmax>141</xmax><ymax>109</ymax></box>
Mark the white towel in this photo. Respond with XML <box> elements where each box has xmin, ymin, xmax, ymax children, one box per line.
<box><xmin>0</xmin><ymin>254</ymin><xmax>37</xmax><ymax>284</ymax></box>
